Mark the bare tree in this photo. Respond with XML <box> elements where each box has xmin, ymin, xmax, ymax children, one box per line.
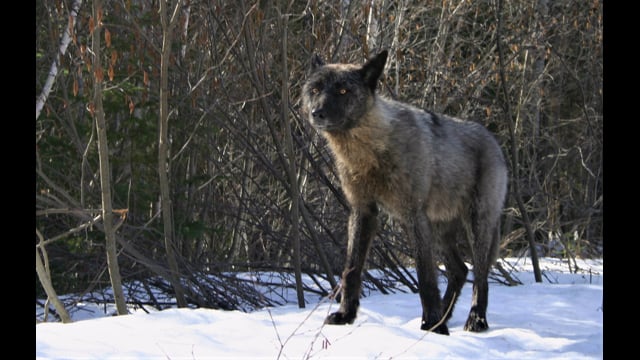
<box><xmin>159</xmin><ymin>0</ymin><xmax>187</xmax><ymax>308</ymax></box>
<box><xmin>495</xmin><ymin>0</ymin><xmax>541</xmax><ymax>281</ymax></box>
<box><xmin>36</xmin><ymin>229</ymin><xmax>72</xmax><ymax>323</ymax></box>
<box><xmin>92</xmin><ymin>0</ymin><xmax>128</xmax><ymax>313</ymax></box>
<box><xmin>277</xmin><ymin>1</ymin><xmax>305</xmax><ymax>308</ymax></box>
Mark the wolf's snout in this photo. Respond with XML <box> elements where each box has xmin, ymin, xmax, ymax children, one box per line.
<box><xmin>311</xmin><ymin>108</ymin><xmax>326</xmax><ymax>119</ymax></box>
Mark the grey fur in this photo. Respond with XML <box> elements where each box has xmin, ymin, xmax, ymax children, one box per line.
<box><xmin>302</xmin><ymin>50</ymin><xmax>508</xmax><ymax>335</ymax></box>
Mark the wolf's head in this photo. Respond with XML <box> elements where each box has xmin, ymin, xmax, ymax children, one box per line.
<box><xmin>302</xmin><ymin>51</ymin><xmax>388</xmax><ymax>133</ymax></box>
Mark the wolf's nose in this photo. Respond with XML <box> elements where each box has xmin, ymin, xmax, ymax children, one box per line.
<box><xmin>311</xmin><ymin>109</ymin><xmax>325</xmax><ymax>119</ymax></box>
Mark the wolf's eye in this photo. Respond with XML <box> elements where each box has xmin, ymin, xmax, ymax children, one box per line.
<box><xmin>311</xmin><ymin>88</ymin><xmax>320</xmax><ymax>95</ymax></box>
<box><xmin>339</xmin><ymin>88</ymin><xmax>348</xmax><ymax>95</ymax></box>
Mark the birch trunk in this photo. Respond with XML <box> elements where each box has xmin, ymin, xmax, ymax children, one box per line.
<box><xmin>36</xmin><ymin>0</ymin><xmax>82</xmax><ymax>121</ymax></box>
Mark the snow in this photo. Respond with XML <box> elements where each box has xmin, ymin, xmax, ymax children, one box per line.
<box><xmin>36</xmin><ymin>257</ymin><xmax>603</xmax><ymax>359</ymax></box>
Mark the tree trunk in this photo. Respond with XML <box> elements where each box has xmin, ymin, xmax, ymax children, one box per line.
<box><xmin>279</xmin><ymin>4</ymin><xmax>305</xmax><ymax>308</ymax></box>
<box><xmin>92</xmin><ymin>0</ymin><xmax>128</xmax><ymax>314</ymax></box>
<box><xmin>36</xmin><ymin>230</ymin><xmax>72</xmax><ymax>323</ymax></box>
<box><xmin>36</xmin><ymin>0</ymin><xmax>83</xmax><ymax>121</ymax></box>
<box><xmin>391</xmin><ymin>0</ymin><xmax>406</xmax><ymax>96</ymax></box>
<box><xmin>532</xmin><ymin>0</ymin><xmax>548</xmax><ymax>139</ymax></box>
<box><xmin>159</xmin><ymin>0</ymin><xmax>187</xmax><ymax>308</ymax></box>
<box><xmin>496</xmin><ymin>0</ymin><xmax>542</xmax><ymax>282</ymax></box>
<box><xmin>365</xmin><ymin>0</ymin><xmax>380</xmax><ymax>54</ymax></box>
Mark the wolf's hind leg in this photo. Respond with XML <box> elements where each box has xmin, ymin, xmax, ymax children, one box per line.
<box><xmin>441</xmin><ymin>225</ymin><xmax>469</xmax><ymax>323</ymax></box>
<box><xmin>464</xmin><ymin>223</ymin><xmax>500</xmax><ymax>332</ymax></box>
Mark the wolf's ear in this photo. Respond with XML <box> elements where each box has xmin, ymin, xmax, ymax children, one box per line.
<box><xmin>311</xmin><ymin>54</ymin><xmax>325</xmax><ymax>71</ymax></box>
<box><xmin>360</xmin><ymin>50</ymin><xmax>388</xmax><ymax>91</ymax></box>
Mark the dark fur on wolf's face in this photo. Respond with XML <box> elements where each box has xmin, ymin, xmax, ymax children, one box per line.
<box><xmin>302</xmin><ymin>51</ymin><xmax>388</xmax><ymax>132</ymax></box>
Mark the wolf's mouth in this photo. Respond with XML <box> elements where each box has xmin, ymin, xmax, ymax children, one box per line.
<box><xmin>311</xmin><ymin>121</ymin><xmax>343</xmax><ymax>132</ymax></box>
<box><xmin>311</xmin><ymin>117</ymin><xmax>356</xmax><ymax>133</ymax></box>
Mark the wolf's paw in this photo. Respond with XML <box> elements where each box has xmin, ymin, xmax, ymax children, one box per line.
<box><xmin>420</xmin><ymin>320</ymin><xmax>450</xmax><ymax>335</ymax></box>
<box><xmin>324</xmin><ymin>311</ymin><xmax>355</xmax><ymax>325</ymax></box>
<box><xmin>464</xmin><ymin>313</ymin><xmax>489</xmax><ymax>332</ymax></box>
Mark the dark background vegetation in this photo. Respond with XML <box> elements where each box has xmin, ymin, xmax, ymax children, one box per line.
<box><xmin>36</xmin><ymin>0</ymin><xmax>602</xmax><ymax>321</ymax></box>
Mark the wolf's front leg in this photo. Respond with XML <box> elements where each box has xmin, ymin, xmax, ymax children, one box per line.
<box><xmin>325</xmin><ymin>202</ymin><xmax>378</xmax><ymax>325</ymax></box>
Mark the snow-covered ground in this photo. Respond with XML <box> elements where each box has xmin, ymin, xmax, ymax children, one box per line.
<box><xmin>36</xmin><ymin>257</ymin><xmax>603</xmax><ymax>359</ymax></box>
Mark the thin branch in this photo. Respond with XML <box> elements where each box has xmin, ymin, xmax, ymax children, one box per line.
<box><xmin>37</xmin><ymin>214</ymin><xmax>102</xmax><ymax>248</ymax></box>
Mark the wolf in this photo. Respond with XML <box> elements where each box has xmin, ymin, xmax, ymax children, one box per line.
<box><xmin>301</xmin><ymin>50</ymin><xmax>508</xmax><ymax>335</ymax></box>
